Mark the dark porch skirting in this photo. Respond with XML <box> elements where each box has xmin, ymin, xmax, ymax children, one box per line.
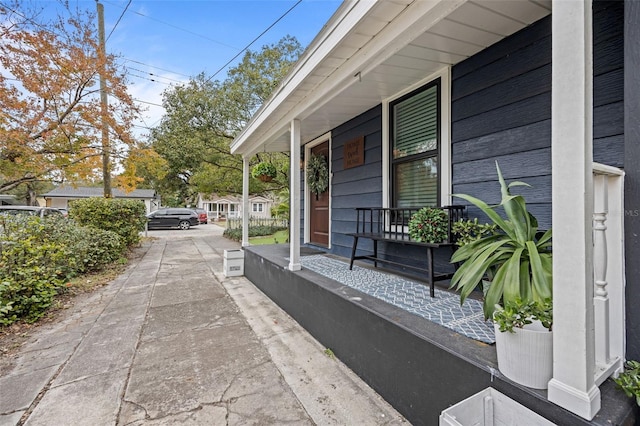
<box><xmin>243</xmin><ymin>245</ymin><xmax>637</xmax><ymax>426</ymax></box>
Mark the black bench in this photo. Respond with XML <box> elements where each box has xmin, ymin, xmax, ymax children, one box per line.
<box><xmin>347</xmin><ymin>206</ymin><xmax>465</xmax><ymax>297</ymax></box>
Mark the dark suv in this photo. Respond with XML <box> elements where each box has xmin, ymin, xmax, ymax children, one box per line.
<box><xmin>146</xmin><ymin>208</ymin><xmax>199</xmax><ymax>230</ymax></box>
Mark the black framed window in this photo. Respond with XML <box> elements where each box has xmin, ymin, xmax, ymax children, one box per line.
<box><xmin>390</xmin><ymin>79</ymin><xmax>440</xmax><ymax>208</ymax></box>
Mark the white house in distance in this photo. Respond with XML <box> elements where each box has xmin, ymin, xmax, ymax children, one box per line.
<box><xmin>43</xmin><ymin>186</ymin><xmax>159</xmax><ymax>213</ymax></box>
<box><xmin>197</xmin><ymin>193</ymin><xmax>274</xmax><ymax>220</ymax></box>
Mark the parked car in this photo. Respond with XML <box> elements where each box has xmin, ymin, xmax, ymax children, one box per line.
<box><xmin>0</xmin><ymin>205</ymin><xmax>65</xmax><ymax>218</ymax></box>
<box><xmin>193</xmin><ymin>208</ymin><xmax>208</xmax><ymax>224</ymax></box>
<box><xmin>146</xmin><ymin>208</ymin><xmax>199</xmax><ymax>230</ymax></box>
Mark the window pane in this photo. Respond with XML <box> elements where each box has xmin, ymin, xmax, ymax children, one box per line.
<box><xmin>394</xmin><ymin>156</ymin><xmax>438</xmax><ymax>208</ymax></box>
<box><xmin>392</xmin><ymin>85</ymin><xmax>438</xmax><ymax>160</ymax></box>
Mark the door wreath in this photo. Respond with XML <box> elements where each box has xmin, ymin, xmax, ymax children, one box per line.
<box><xmin>306</xmin><ymin>153</ymin><xmax>329</xmax><ymax>198</ymax></box>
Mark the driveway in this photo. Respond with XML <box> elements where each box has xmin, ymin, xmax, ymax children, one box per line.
<box><xmin>0</xmin><ymin>223</ymin><xmax>405</xmax><ymax>425</ymax></box>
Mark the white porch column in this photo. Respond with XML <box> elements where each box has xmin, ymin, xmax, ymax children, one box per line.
<box><xmin>548</xmin><ymin>0</ymin><xmax>600</xmax><ymax>420</ymax></box>
<box><xmin>289</xmin><ymin>119</ymin><xmax>302</xmax><ymax>271</ymax></box>
<box><xmin>242</xmin><ymin>157</ymin><xmax>250</xmax><ymax>247</ymax></box>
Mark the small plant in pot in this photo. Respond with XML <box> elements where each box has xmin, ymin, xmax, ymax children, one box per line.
<box><xmin>449</xmin><ymin>162</ymin><xmax>553</xmax><ymax>389</ymax></box>
<box><xmin>252</xmin><ymin>162</ymin><xmax>277</xmax><ymax>182</ymax></box>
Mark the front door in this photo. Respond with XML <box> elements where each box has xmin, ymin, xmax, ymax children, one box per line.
<box><xmin>308</xmin><ymin>141</ymin><xmax>329</xmax><ymax>246</ymax></box>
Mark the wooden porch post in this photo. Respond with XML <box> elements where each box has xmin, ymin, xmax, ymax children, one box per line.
<box><xmin>242</xmin><ymin>157</ymin><xmax>250</xmax><ymax>247</ymax></box>
<box><xmin>548</xmin><ymin>0</ymin><xmax>600</xmax><ymax>419</ymax></box>
<box><xmin>289</xmin><ymin>119</ymin><xmax>302</xmax><ymax>271</ymax></box>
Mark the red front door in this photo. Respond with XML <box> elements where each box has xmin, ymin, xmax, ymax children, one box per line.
<box><xmin>309</xmin><ymin>142</ymin><xmax>329</xmax><ymax>247</ymax></box>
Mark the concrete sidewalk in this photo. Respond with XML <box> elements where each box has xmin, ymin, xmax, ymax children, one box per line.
<box><xmin>0</xmin><ymin>225</ymin><xmax>406</xmax><ymax>425</ymax></box>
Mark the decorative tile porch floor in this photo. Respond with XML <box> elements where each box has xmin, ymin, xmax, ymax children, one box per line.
<box><xmin>299</xmin><ymin>254</ymin><xmax>496</xmax><ymax>344</ymax></box>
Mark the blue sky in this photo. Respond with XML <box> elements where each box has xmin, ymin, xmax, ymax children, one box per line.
<box><xmin>37</xmin><ymin>0</ymin><xmax>342</xmax><ymax>135</ymax></box>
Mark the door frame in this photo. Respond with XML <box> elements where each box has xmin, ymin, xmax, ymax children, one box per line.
<box><xmin>304</xmin><ymin>132</ymin><xmax>331</xmax><ymax>248</ymax></box>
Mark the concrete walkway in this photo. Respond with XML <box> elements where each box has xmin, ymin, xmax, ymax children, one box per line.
<box><xmin>0</xmin><ymin>224</ymin><xmax>405</xmax><ymax>425</ymax></box>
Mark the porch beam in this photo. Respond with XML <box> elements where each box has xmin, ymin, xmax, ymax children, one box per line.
<box><xmin>548</xmin><ymin>0</ymin><xmax>600</xmax><ymax>420</ymax></box>
<box><xmin>289</xmin><ymin>119</ymin><xmax>302</xmax><ymax>271</ymax></box>
<box><xmin>242</xmin><ymin>157</ymin><xmax>250</xmax><ymax>247</ymax></box>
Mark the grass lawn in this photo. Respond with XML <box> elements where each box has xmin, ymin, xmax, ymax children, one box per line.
<box><xmin>249</xmin><ymin>229</ymin><xmax>289</xmax><ymax>245</ymax></box>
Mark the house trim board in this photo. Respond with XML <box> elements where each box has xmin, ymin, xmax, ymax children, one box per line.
<box><xmin>382</xmin><ymin>66</ymin><xmax>452</xmax><ymax>209</ymax></box>
<box><xmin>231</xmin><ymin>0</ymin><xmax>467</xmax><ymax>157</ymax></box>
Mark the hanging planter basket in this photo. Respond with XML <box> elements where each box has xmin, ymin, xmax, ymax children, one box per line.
<box><xmin>252</xmin><ymin>162</ymin><xmax>277</xmax><ymax>183</ymax></box>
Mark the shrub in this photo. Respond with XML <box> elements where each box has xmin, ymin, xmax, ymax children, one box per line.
<box><xmin>223</xmin><ymin>224</ymin><xmax>287</xmax><ymax>242</ymax></box>
<box><xmin>0</xmin><ymin>216</ymin><xmax>73</xmax><ymax>324</ymax></box>
<box><xmin>52</xmin><ymin>221</ymin><xmax>125</xmax><ymax>273</ymax></box>
<box><xmin>69</xmin><ymin>198</ymin><xmax>146</xmax><ymax>247</ymax></box>
<box><xmin>0</xmin><ymin>215</ymin><xmax>127</xmax><ymax>325</ymax></box>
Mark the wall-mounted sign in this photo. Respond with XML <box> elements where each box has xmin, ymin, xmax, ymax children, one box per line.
<box><xmin>344</xmin><ymin>136</ymin><xmax>364</xmax><ymax>169</ymax></box>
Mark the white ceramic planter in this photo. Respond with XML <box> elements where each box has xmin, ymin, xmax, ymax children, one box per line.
<box><xmin>494</xmin><ymin>321</ymin><xmax>553</xmax><ymax>389</ymax></box>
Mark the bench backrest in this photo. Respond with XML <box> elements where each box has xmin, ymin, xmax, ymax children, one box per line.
<box><xmin>353</xmin><ymin>206</ymin><xmax>466</xmax><ymax>244</ymax></box>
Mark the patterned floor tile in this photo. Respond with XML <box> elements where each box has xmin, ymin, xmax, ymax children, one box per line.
<box><xmin>300</xmin><ymin>255</ymin><xmax>495</xmax><ymax>344</ymax></box>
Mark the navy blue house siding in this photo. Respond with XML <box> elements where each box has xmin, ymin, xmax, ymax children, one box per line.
<box><xmin>451</xmin><ymin>2</ymin><xmax>624</xmax><ymax>230</ymax></box>
<box><xmin>313</xmin><ymin>2</ymin><xmax>624</xmax><ymax>279</ymax></box>
<box><xmin>329</xmin><ymin>106</ymin><xmax>383</xmax><ymax>259</ymax></box>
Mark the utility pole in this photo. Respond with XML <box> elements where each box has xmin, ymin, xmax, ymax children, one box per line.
<box><xmin>96</xmin><ymin>1</ymin><xmax>112</xmax><ymax>198</ymax></box>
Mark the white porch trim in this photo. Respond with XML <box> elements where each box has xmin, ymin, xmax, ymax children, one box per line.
<box><xmin>242</xmin><ymin>157</ymin><xmax>250</xmax><ymax>247</ymax></box>
<box><xmin>381</xmin><ymin>67</ymin><xmax>452</xmax><ymax>208</ymax></box>
<box><xmin>548</xmin><ymin>0</ymin><xmax>600</xmax><ymax>420</ymax></box>
<box><xmin>289</xmin><ymin>119</ymin><xmax>302</xmax><ymax>271</ymax></box>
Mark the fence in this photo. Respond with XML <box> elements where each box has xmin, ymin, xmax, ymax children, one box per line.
<box><xmin>226</xmin><ymin>217</ymin><xmax>289</xmax><ymax>230</ymax></box>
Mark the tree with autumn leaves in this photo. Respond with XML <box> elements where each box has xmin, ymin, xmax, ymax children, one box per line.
<box><xmin>0</xmin><ymin>2</ymin><xmax>138</xmax><ymax>197</ymax></box>
<box><xmin>1</xmin><ymin>1</ymin><xmax>307</xmax><ymax>205</ymax></box>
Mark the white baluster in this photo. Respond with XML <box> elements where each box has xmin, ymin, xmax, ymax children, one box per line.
<box><xmin>593</xmin><ymin>174</ymin><xmax>610</xmax><ymax>367</ymax></box>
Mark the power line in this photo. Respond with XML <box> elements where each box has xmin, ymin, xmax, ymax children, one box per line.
<box><xmin>205</xmin><ymin>0</ymin><xmax>302</xmax><ymax>82</ymax></box>
<box><xmin>106</xmin><ymin>0</ymin><xmax>131</xmax><ymax>42</ymax></box>
<box><xmin>103</xmin><ymin>0</ymin><xmax>239</xmax><ymax>51</ymax></box>
<box><xmin>128</xmin><ymin>67</ymin><xmax>183</xmax><ymax>84</ymax></box>
<box><xmin>134</xmin><ymin>98</ymin><xmax>163</xmax><ymax>107</ymax></box>
<box><xmin>129</xmin><ymin>72</ymin><xmax>171</xmax><ymax>86</ymax></box>
<box><xmin>121</xmin><ymin>58</ymin><xmax>191</xmax><ymax>78</ymax></box>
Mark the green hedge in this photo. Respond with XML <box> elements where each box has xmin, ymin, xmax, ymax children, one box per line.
<box><xmin>223</xmin><ymin>225</ymin><xmax>287</xmax><ymax>242</ymax></box>
<box><xmin>0</xmin><ymin>215</ymin><xmax>126</xmax><ymax>325</ymax></box>
<box><xmin>69</xmin><ymin>198</ymin><xmax>147</xmax><ymax>247</ymax></box>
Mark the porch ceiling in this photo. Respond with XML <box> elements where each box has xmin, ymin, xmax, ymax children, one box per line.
<box><xmin>231</xmin><ymin>0</ymin><xmax>551</xmax><ymax>157</ymax></box>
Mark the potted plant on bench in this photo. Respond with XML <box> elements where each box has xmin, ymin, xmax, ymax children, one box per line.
<box><xmin>408</xmin><ymin>207</ymin><xmax>449</xmax><ymax>243</ymax></box>
<box><xmin>449</xmin><ymin>162</ymin><xmax>553</xmax><ymax>389</ymax></box>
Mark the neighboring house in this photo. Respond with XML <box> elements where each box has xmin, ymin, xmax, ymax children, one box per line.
<box><xmin>197</xmin><ymin>193</ymin><xmax>274</xmax><ymax>220</ymax></box>
<box><xmin>230</xmin><ymin>1</ymin><xmax>638</xmax><ymax>424</ymax></box>
<box><xmin>43</xmin><ymin>186</ymin><xmax>159</xmax><ymax>213</ymax></box>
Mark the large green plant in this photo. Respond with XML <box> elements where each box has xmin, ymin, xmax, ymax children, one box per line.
<box><xmin>450</xmin><ymin>162</ymin><xmax>552</xmax><ymax>319</ymax></box>
<box><xmin>69</xmin><ymin>198</ymin><xmax>146</xmax><ymax>247</ymax></box>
